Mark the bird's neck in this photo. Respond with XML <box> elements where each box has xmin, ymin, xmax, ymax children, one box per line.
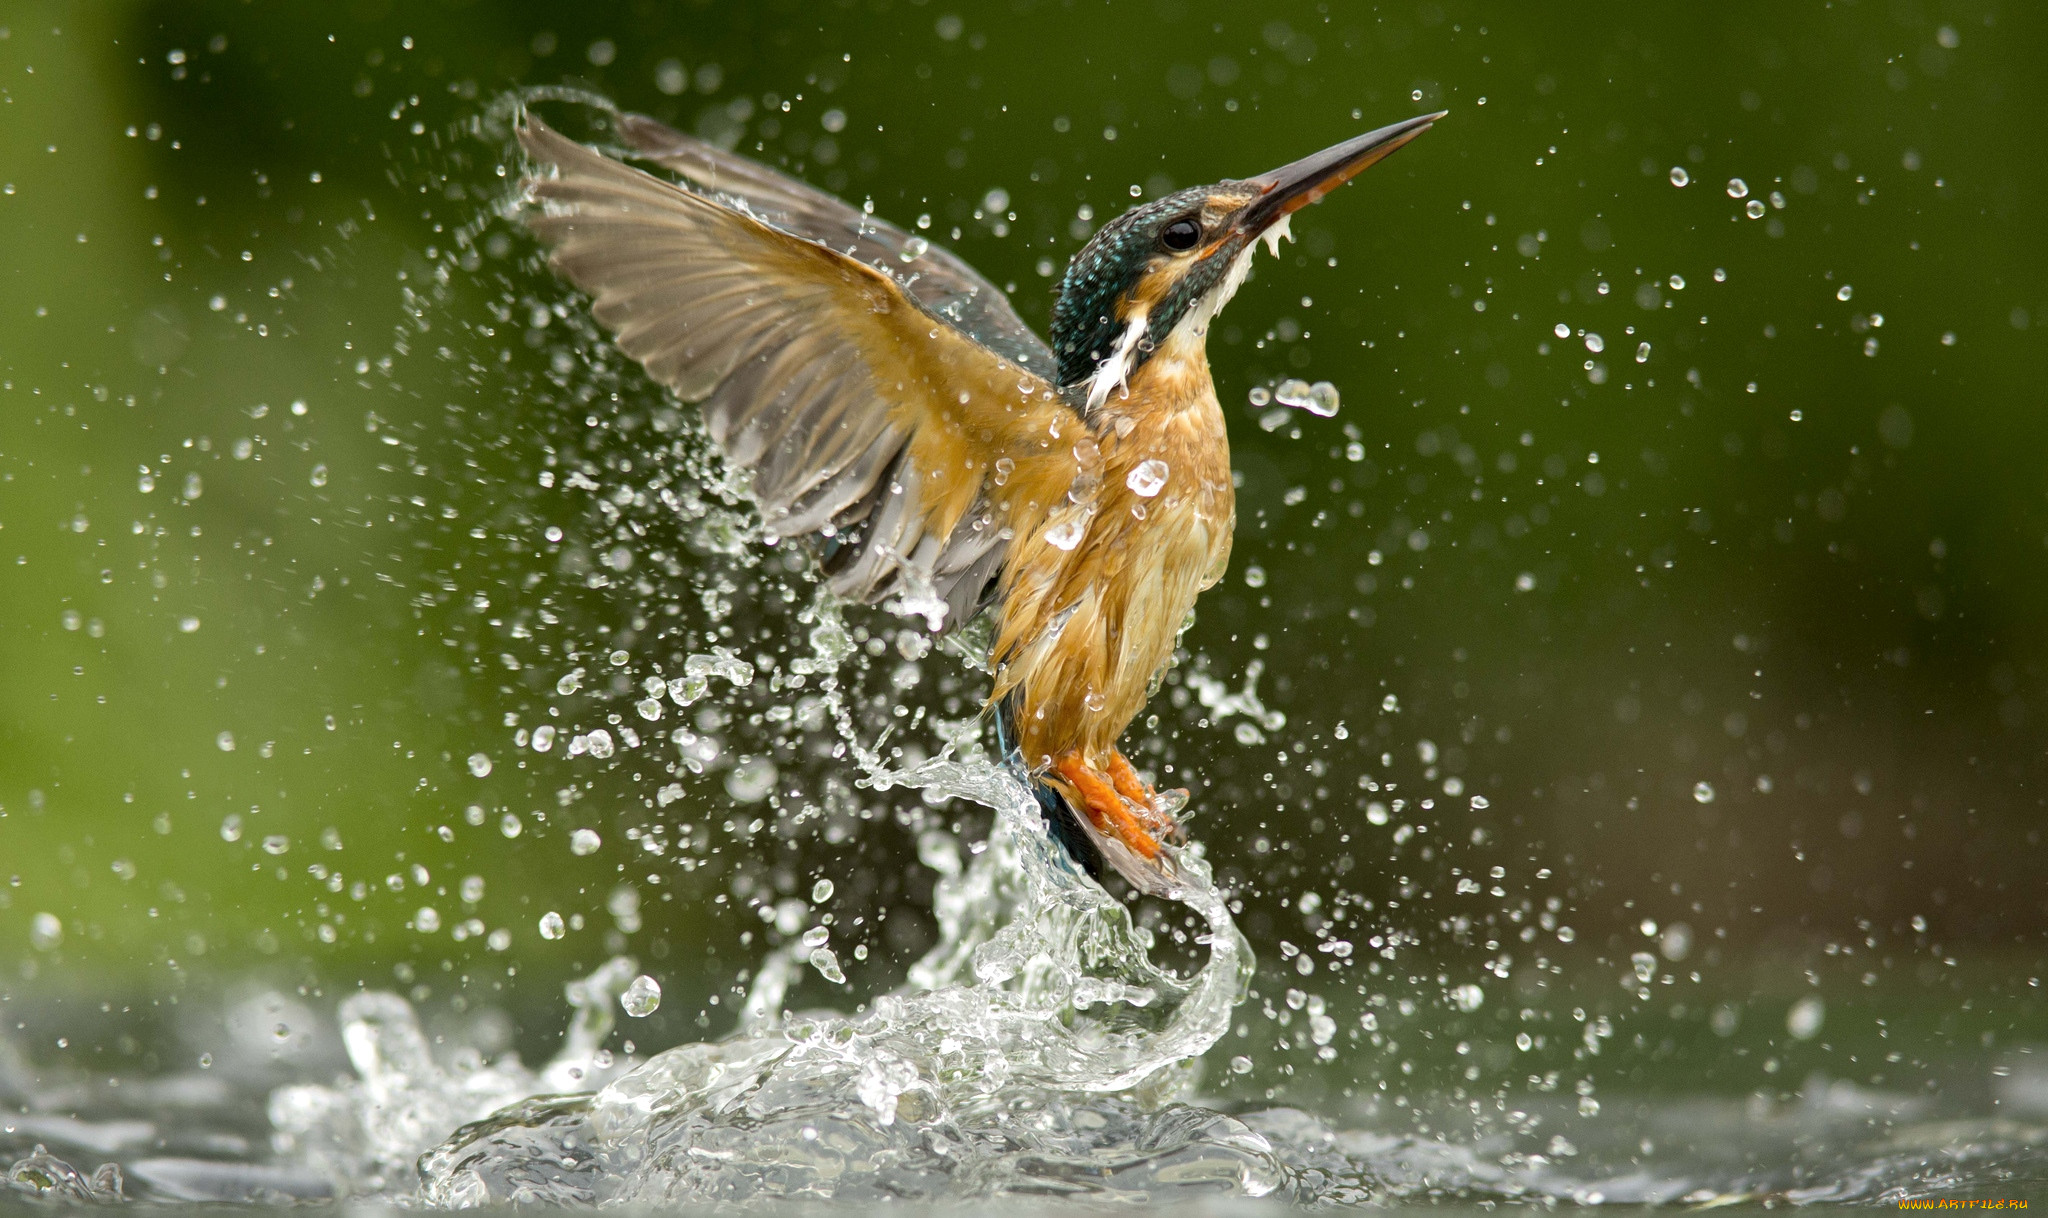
<box><xmin>1118</xmin><ymin>322</ymin><xmax>1218</xmax><ymax>420</ymax></box>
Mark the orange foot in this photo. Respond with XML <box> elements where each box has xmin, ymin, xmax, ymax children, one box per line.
<box><xmin>1054</xmin><ymin>751</ymin><xmax>1188</xmax><ymax>861</ymax></box>
<box><xmin>1105</xmin><ymin>750</ymin><xmax>1189</xmax><ymax>844</ymax></box>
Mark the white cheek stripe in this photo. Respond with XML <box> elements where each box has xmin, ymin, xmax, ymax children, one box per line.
<box><xmin>1086</xmin><ymin>308</ymin><xmax>1150</xmax><ymax>411</ymax></box>
<box><xmin>1101</xmin><ymin>212</ymin><xmax>1299</xmax><ymax>396</ymax></box>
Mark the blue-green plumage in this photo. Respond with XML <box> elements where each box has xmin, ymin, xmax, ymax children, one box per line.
<box><xmin>1050</xmin><ymin>189</ymin><xmax>1234</xmax><ymax>389</ymax></box>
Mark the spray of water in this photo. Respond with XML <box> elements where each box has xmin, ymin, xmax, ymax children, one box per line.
<box><xmin>290</xmin><ymin>755</ymin><xmax>1265</xmax><ymax>1204</ymax></box>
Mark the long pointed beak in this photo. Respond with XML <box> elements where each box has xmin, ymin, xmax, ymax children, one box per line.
<box><xmin>1235</xmin><ymin>111</ymin><xmax>1445</xmax><ymax>234</ymax></box>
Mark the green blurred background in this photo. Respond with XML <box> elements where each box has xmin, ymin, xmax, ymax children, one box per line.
<box><xmin>1</xmin><ymin>0</ymin><xmax>2042</xmax><ymax>1098</ymax></box>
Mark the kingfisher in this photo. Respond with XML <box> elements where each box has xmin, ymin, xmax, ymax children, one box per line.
<box><xmin>519</xmin><ymin>105</ymin><xmax>1439</xmax><ymax>896</ymax></box>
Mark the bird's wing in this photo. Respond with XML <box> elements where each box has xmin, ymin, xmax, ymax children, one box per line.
<box><xmin>612</xmin><ymin>112</ymin><xmax>1056</xmax><ymax>376</ymax></box>
<box><xmin>519</xmin><ymin>115</ymin><xmax>1081</xmax><ymax>630</ymax></box>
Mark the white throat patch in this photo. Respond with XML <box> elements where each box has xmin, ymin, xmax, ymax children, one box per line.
<box><xmin>1085</xmin><ymin>309</ymin><xmax>1150</xmax><ymax>411</ymax></box>
<box><xmin>1170</xmin><ymin>212</ymin><xmax>1296</xmax><ymax>346</ymax></box>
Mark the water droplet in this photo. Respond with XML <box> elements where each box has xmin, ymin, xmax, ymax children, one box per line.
<box><xmin>216</xmin><ymin>731</ymin><xmax>236</xmax><ymax>752</ymax></box>
<box><xmin>1083</xmin><ymin>691</ymin><xmax>1107</xmax><ymax>712</ymax></box>
<box><xmin>220</xmin><ymin>814</ymin><xmax>243</xmax><ymax>842</ymax></box>
<box><xmin>635</xmin><ymin>698</ymin><xmax>663</xmax><ymax>721</ymax></box>
<box><xmin>1125</xmin><ymin>459</ymin><xmax>1168</xmax><ymax>497</ymax></box>
<box><xmin>538</xmin><ymin>911</ymin><xmax>565</xmax><ymax>940</ymax></box>
<box><xmin>800</xmin><ymin>925</ymin><xmax>830</xmax><ymax>949</ymax></box>
<box><xmin>1726</xmin><ymin>177</ymin><xmax>1749</xmax><ymax>199</ymax></box>
<box><xmin>1693</xmin><ymin>781</ymin><xmax>1716</xmax><ymax>804</ymax></box>
<box><xmin>1631</xmin><ymin>951</ymin><xmax>1658</xmax><ymax>984</ymax></box>
<box><xmin>726</xmin><ymin>756</ymin><xmax>778</xmax><ymax>803</ymax></box>
<box><xmin>1668</xmin><ymin>166</ymin><xmax>1690</xmax><ymax>187</ymax></box>
<box><xmin>809</xmin><ymin>947</ymin><xmax>846</xmax><ymax>984</ymax></box>
<box><xmin>1243</xmin><ymin>565</ymin><xmax>1266</xmax><ymax>588</ymax></box>
<box><xmin>1247</xmin><ymin>385</ymin><xmax>1272</xmax><ymax>407</ymax></box>
<box><xmin>992</xmin><ymin>456</ymin><xmax>1014</xmax><ymax>486</ymax></box>
<box><xmin>570</xmin><ymin>828</ymin><xmax>601</xmax><ymax>856</ymax></box>
<box><xmin>1451</xmin><ymin>983</ymin><xmax>1484</xmax><ymax>1012</ymax></box>
<box><xmin>811</xmin><ymin>878</ymin><xmax>834</xmax><ymax>904</ymax></box>
<box><xmin>1836</xmin><ymin>284</ymin><xmax>1854</xmax><ymax>302</ymax></box>
<box><xmin>530</xmin><ymin>724</ymin><xmax>556</xmax><ymax>752</ymax></box>
<box><xmin>555</xmin><ymin>669</ymin><xmax>584</xmax><ymax>697</ymax></box>
<box><xmin>1635</xmin><ymin>341</ymin><xmax>1651</xmax><ymax>364</ymax></box>
<box><xmin>1410</xmin><ymin>88</ymin><xmax>1423</xmax><ymax>101</ymax></box>
<box><xmin>1274</xmin><ymin>378</ymin><xmax>1313</xmax><ymax>408</ymax></box>
<box><xmin>1301</xmin><ymin>381</ymin><xmax>1340</xmax><ymax>417</ymax></box>
<box><xmin>1044</xmin><ymin>519</ymin><xmax>1084</xmax><ymax>551</ymax></box>
<box><xmin>1583</xmin><ymin>332</ymin><xmax>1605</xmax><ymax>354</ymax></box>
<box><xmin>500</xmin><ymin>813</ymin><xmax>523</xmax><ymax>838</ymax></box>
<box><xmin>1787</xmin><ymin>995</ymin><xmax>1825</xmax><ymax>1040</ymax></box>
<box><xmin>415</xmin><ymin>906</ymin><xmax>441</xmax><ymax>933</ymax></box>
<box><xmin>1366</xmin><ymin>802</ymin><xmax>1389</xmax><ymax>825</ymax></box>
<box><xmin>1745</xmin><ymin>199</ymin><xmax>1766</xmax><ymax>219</ymax></box>
<box><xmin>900</xmin><ymin>235</ymin><xmax>929</xmax><ymax>261</ymax></box>
<box><xmin>466</xmin><ymin>752</ymin><xmax>492</xmax><ymax>777</ymax></box>
<box><xmin>584</xmin><ymin>729</ymin><xmax>615</xmax><ymax>759</ymax></box>
<box><xmin>461</xmin><ymin>875</ymin><xmax>485</xmax><ymax>903</ymax></box>
<box><xmin>621</xmin><ymin>974</ymin><xmax>662</xmax><ymax>1017</ymax></box>
<box><xmin>137</xmin><ymin>471</ymin><xmax>155</xmax><ymax>493</ymax></box>
<box><xmin>29</xmin><ymin>912</ymin><xmax>62</xmax><ymax>951</ymax></box>
<box><xmin>261</xmin><ymin>835</ymin><xmax>290</xmax><ymax>856</ymax></box>
<box><xmin>309</xmin><ymin>463</ymin><xmax>328</xmax><ymax>488</ymax></box>
<box><xmin>1668</xmin><ymin>274</ymin><xmax>1685</xmax><ymax>290</ymax></box>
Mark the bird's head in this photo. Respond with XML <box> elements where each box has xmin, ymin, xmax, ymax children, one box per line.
<box><xmin>1051</xmin><ymin>112</ymin><xmax>1443</xmax><ymax>411</ymax></box>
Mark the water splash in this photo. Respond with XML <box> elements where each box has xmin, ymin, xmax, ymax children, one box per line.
<box><xmin>265</xmin><ymin>957</ymin><xmax>642</xmax><ymax>1196</ymax></box>
<box><xmin>416</xmin><ymin>755</ymin><xmax>1256</xmax><ymax>1204</ymax></box>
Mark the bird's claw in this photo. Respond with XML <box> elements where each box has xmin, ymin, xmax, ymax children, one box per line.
<box><xmin>1106</xmin><ymin>750</ymin><xmax>1189</xmax><ymax>844</ymax></box>
<box><xmin>1056</xmin><ymin>751</ymin><xmax>1189</xmax><ymax>865</ymax></box>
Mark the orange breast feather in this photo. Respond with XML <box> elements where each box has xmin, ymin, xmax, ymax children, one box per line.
<box><xmin>992</xmin><ymin>339</ymin><xmax>1234</xmax><ymax>770</ymax></box>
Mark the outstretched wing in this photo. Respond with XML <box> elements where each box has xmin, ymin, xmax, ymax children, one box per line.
<box><xmin>519</xmin><ymin>115</ymin><xmax>1080</xmax><ymax>630</ymax></box>
<box><xmin>611</xmin><ymin>113</ymin><xmax>1054</xmax><ymax>376</ymax></box>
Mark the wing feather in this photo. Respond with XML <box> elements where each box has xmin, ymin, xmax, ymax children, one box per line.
<box><xmin>614</xmin><ymin>112</ymin><xmax>1054</xmax><ymax>374</ymax></box>
<box><xmin>519</xmin><ymin>114</ymin><xmax>1079</xmax><ymax>630</ymax></box>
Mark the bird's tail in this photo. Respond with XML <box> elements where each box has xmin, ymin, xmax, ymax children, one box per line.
<box><xmin>993</xmin><ymin>696</ymin><xmax>1108</xmax><ymax>885</ymax></box>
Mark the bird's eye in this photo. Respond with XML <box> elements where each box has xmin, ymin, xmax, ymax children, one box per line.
<box><xmin>1161</xmin><ymin>218</ymin><xmax>1202</xmax><ymax>252</ymax></box>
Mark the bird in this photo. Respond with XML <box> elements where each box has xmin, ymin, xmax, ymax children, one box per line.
<box><xmin>517</xmin><ymin>105</ymin><xmax>1440</xmax><ymax>896</ymax></box>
